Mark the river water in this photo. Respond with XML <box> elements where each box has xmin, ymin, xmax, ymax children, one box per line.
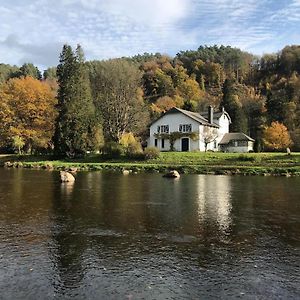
<box><xmin>0</xmin><ymin>169</ymin><xmax>299</xmax><ymax>299</ymax></box>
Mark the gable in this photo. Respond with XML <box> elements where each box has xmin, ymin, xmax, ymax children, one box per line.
<box><xmin>150</xmin><ymin>107</ymin><xmax>219</xmax><ymax>128</ymax></box>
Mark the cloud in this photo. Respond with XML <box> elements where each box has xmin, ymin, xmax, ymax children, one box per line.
<box><xmin>0</xmin><ymin>0</ymin><xmax>299</xmax><ymax>68</ymax></box>
<box><xmin>0</xmin><ymin>35</ymin><xmax>61</xmax><ymax>68</ymax></box>
<box><xmin>61</xmin><ymin>0</ymin><xmax>190</xmax><ymax>25</ymax></box>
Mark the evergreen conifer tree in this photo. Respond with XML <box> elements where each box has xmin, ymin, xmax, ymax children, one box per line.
<box><xmin>54</xmin><ymin>44</ymin><xmax>103</xmax><ymax>157</ymax></box>
<box><xmin>220</xmin><ymin>79</ymin><xmax>248</xmax><ymax>132</ymax></box>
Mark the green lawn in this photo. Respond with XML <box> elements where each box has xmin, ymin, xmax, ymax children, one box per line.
<box><xmin>1</xmin><ymin>152</ymin><xmax>300</xmax><ymax>175</ymax></box>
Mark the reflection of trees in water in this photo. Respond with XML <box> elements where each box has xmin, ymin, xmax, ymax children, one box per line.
<box><xmin>49</xmin><ymin>175</ymin><xmax>88</xmax><ymax>294</ymax></box>
<box><xmin>47</xmin><ymin>172</ymin><xmax>300</xmax><ymax>295</ymax></box>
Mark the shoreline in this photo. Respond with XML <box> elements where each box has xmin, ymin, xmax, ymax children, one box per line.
<box><xmin>1</xmin><ymin>154</ymin><xmax>300</xmax><ymax>177</ymax></box>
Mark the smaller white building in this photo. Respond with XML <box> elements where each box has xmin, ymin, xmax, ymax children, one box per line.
<box><xmin>219</xmin><ymin>133</ymin><xmax>255</xmax><ymax>153</ymax></box>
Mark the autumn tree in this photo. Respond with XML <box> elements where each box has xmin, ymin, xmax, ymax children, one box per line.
<box><xmin>0</xmin><ymin>76</ymin><xmax>57</xmax><ymax>152</ymax></box>
<box><xmin>263</xmin><ymin>122</ymin><xmax>293</xmax><ymax>151</ymax></box>
<box><xmin>150</xmin><ymin>96</ymin><xmax>176</xmax><ymax>115</ymax></box>
<box><xmin>54</xmin><ymin>44</ymin><xmax>103</xmax><ymax>158</ymax></box>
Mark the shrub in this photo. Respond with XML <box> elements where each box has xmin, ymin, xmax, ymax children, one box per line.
<box><xmin>102</xmin><ymin>142</ymin><xmax>125</xmax><ymax>158</ymax></box>
<box><xmin>143</xmin><ymin>147</ymin><xmax>160</xmax><ymax>160</ymax></box>
<box><xmin>120</xmin><ymin>132</ymin><xmax>143</xmax><ymax>158</ymax></box>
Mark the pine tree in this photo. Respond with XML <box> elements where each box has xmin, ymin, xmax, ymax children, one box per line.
<box><xmin>54</xmin><ymin>44</ymin><xmax>102</xmax><ymax>157</ymax></box>
<box><xmin>220</xmin><ymin>79</ymin><xmax>248</xmax><ymax>132</ymax></box>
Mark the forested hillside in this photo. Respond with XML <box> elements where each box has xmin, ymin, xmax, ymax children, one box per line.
<box><xmin>0</xmin><ymin>44</ymin><xmax>299</xmax><ymax>155</ymax></box>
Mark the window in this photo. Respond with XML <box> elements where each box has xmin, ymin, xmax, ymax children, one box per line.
<box><xmin>237</xmin><ymin>141</ymin><xmax>247</xmax><ymax>147</ymax></box>
<box><xmin>157</xmin><ymin>125</ymin><xmax>169</xmax><ymax>133</ymax></box>
<box><xmin>179</xmin><ymin>124</ymin><xmax>192</xmax><ymax>133</ymax></box>
<box><xmin>154</xmin><ymin>139</ymin><xmax>158</xmax><ymax>147</ymax></box>
<box><xmin>161</xmin><ymin>138</ymin><xmax>165</xmax><ymax>149</ymax></box>
<box><xmin>214</xmin><ymin>140</ymin><xmax>217</xmax><ymax>148</ymax></box>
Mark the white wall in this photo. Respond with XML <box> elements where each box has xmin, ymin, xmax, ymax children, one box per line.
<box><xmin>222</xmin><ymin>142</ymin><xmax>254</xmax><ymax>153</ymax></box>
<box><xmin>149</xmin><ymin>112</ymin><xmax>201</xmax><ymax>151</ymax></box>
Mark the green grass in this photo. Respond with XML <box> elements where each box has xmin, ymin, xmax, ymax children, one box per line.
<box><xmin>1</xmin><ymin>152</ymin><xmax>300</xmax><ymax>175</ymax></box>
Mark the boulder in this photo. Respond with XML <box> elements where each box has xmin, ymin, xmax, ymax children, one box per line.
<box><xmin>4</xmin><ymin>161</ymin><xmax>13</xmax><ymax>168</ymax></box>
<box><xmin>68</xmin><ymin>167</ymin><xmax>78</xmax><ymax>175</ymax></box>
<box><xmin>60</xmin><ymin>171</ymin><xmax>75</xmax><ymax>183</ymax></box>
<box><xmin>122</xmin><ymin>169</ymin><xmax>130</xmax><ymax>175</ymax></box>
<box><xmin>163</xmin><ymin>170</ymin><xmax>180</xmax><ymax>178</ymax></box>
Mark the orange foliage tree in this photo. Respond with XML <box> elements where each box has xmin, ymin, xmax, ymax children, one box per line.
<box><xmin>263</xmin><ymin>121</ymin><xmax>293</xmax><ymax>151</ymax></box>
<box><xmin>0</xmin><ymin>76</ymin><xmax>57</xmax><ymax>152</ymax></box>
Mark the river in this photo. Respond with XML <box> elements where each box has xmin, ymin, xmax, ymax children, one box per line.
<box><xmin>0</xmin><ymin>169</ymin><xmax>299</xmax><ymax>299</ymax></box>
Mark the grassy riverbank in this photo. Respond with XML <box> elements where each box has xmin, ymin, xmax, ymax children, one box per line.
<box><xmin>1</xmin><ymin>152</ymin><xmax>300</xmax><ymax>176</ymax></box>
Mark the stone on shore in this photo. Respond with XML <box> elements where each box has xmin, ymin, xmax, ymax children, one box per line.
<box><xmin>60</xmin><ymin>171</ymin><xmax>75</xmax><ymax>183</ymax></box>
<box><xmin>122</xmin><ymin>169</ymin><xmax>130</xmax><ymax>175</ymax></box>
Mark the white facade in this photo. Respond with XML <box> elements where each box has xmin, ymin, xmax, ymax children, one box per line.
<box><xmin>220</xmin><ymin>142</ymin><xmax>254</xmax><ymax>153</ymax></box>
<box><xmin>149</xmin><ymin>108</ymin><xmax>231</xmax><ymax>152</ymax></box>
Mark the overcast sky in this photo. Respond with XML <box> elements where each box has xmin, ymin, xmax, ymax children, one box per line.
<box><xmin>1</xmin><ymin>0</ymin><xmax>300</xmax><ymax>70</ymax></box>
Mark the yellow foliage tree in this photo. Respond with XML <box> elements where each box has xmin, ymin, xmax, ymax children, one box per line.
<box><xmin>0</xmin><ymin>76</ymin><xmax>57</xmax><ymax>152</ymax></box>
<box><xmin>119</xmin><ymin>132</ymin><xmax>143</xmax><ymax>155</ymax></box>
<box><xmin>263</xmin><ymin>121</ymin><xmax>293</xmax><ymax>151</ymax></box>
<box><xmin>150</xmin><ymin>96</ymin><xmax>176</xmax><ymax>114</ymax></box>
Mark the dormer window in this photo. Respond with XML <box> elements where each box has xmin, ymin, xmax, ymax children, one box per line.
<box><xmin>157</xmin><ymin>125</ymin><xmax>169</xmax><ymax>133</ymax></box>
<box><xmin>179</xmin><ymin>124</ymin><xmax>192</xmax><ymax>133</ymax></box>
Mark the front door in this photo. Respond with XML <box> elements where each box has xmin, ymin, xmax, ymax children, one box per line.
<box><xmin>181</xmin><ymin>138</ymin><xmax>189</xmax><ymax>152</ymax></box>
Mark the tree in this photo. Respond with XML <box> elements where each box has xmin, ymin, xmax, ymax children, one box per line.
<box><xmin>43</xmin><ymin>67</ymin><xmax>57</xmax><ymax>80</ymax></box>
<box><xmin>202</xmin><ymin>127</ymin><xmax>218</xmax><ymax>152</ymax></box>
<box><xmin>12</xmin><ymin>136</ymin><xmax>25</xmax><ymax>154</ymax></box>
<box><xmin>0</xmin><ymin>63</ymin><xmax>19</xmax><ymax>83</ymax></box>
<box><xmin>263</xmin><ymin>121</ymin><xmax>293</xmax><ymax>151</ymax></box>
<box><xmin>91</xmin><ymin>59</ymin><xmax>149</xmax><ymax>142</ymax></box>
<box><xmin>0</xmin><ymin>76</ymin><xmax>57</xmax><ymax>152</ymax></box>
<box><xmin>15</xmin><ymin>63</ymin><xmax>42</xmax><ymax>80</ymax></box>
<box><xmin>54</xmin><ymin>44</ymin><xmax>102</xmax><ymax>157</ymax></box>
<box><xmin>150</xmin><ymin>96</ymin><xmax>176</xmax><ymax>114</ymax></box>
<box><xmin>220</xmin><ymin>79</ymin><xmax>248</xmax><ymax>132</ymax></box>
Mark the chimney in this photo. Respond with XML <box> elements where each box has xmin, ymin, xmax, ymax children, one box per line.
<box><xmin>208</xmin><ymin>105</ymin><xmax>214</xmax><ymax>124</ymax></box>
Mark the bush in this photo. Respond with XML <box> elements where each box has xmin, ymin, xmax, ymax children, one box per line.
<box><xmin>102</xmin><ymin>142</ymin><xmax>125</xmax><ymax>158</ymax></box>
<box><xmin>143</xmin><ymin>147</ymin><xmax>160</xmax><ymax>160</ymax></box>
<box><xmin>120</xmin><ymin>132</ymin><xmax>143</xmax><ymax>158</ymax></box>
<box><xmin>127</xmin><ymin>143</ymin><xmax>144</xmax><ymax>159</ymax></box>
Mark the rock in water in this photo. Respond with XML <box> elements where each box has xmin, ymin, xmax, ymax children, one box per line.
<box><xmin>68</xmin><ymin>167</ymin><xmax>78</xmax><ymax>175</ymax></box>
<box><xmin>60</xmin><ymin>171</ymin><xmax>75</xmax><ymax>183</ymax></box>
<box><xmin>122</xmin><ymin>169</ymin><xmax>130</xmax><ymax>175</ymax></box>
<box><xmin>163</xmin><ymin>170</ymin><xmax>180</xmax><ymax>178</ymax></box>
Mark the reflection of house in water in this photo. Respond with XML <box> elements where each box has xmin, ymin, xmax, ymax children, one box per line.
<box><xmin>196</xmin><ymin>175</ymin><xmax>232</xmax><ymax>233</ymax></box>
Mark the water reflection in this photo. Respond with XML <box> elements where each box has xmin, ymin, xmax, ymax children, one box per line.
<box><xmin>0</xmin><ymin>169</ymin><xmax>299</xmax><ymax>299</ymax></box>
<box><xmin>196</xmin><ymin>175</ymin><xmax>232</xmax><ymax>233</ymax></box>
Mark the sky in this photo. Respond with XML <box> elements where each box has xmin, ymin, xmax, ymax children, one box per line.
<box><xmin>0</xmin><ymin>0</ymin><xmax>300</xmax><ymax>70</ymax></box>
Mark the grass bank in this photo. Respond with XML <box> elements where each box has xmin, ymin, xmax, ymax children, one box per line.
<box><xmin>1</xmin><ymin>152</ymin><xmax>300</xmax><ymax>176</ymax></box>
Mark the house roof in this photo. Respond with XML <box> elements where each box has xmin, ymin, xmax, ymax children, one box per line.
<box><xmin>219</xmin><ymin>133</ymin><xmax>255</xmax><ymax>145</ymax></box>
<box><xmin>150</xmin><ymin>107</ymin><xmax>219</xmax><ymax>128</ymax></box>
<box><xmin>201</xmin><ymin>110</ymin><xmax>232</xmax><ymax>123</ymax></box>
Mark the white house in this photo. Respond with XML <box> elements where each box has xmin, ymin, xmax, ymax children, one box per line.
<box><xmin>148</xmin><ymin>106</ymin><xmax>254</xmax><ymax>152</ymax></box>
